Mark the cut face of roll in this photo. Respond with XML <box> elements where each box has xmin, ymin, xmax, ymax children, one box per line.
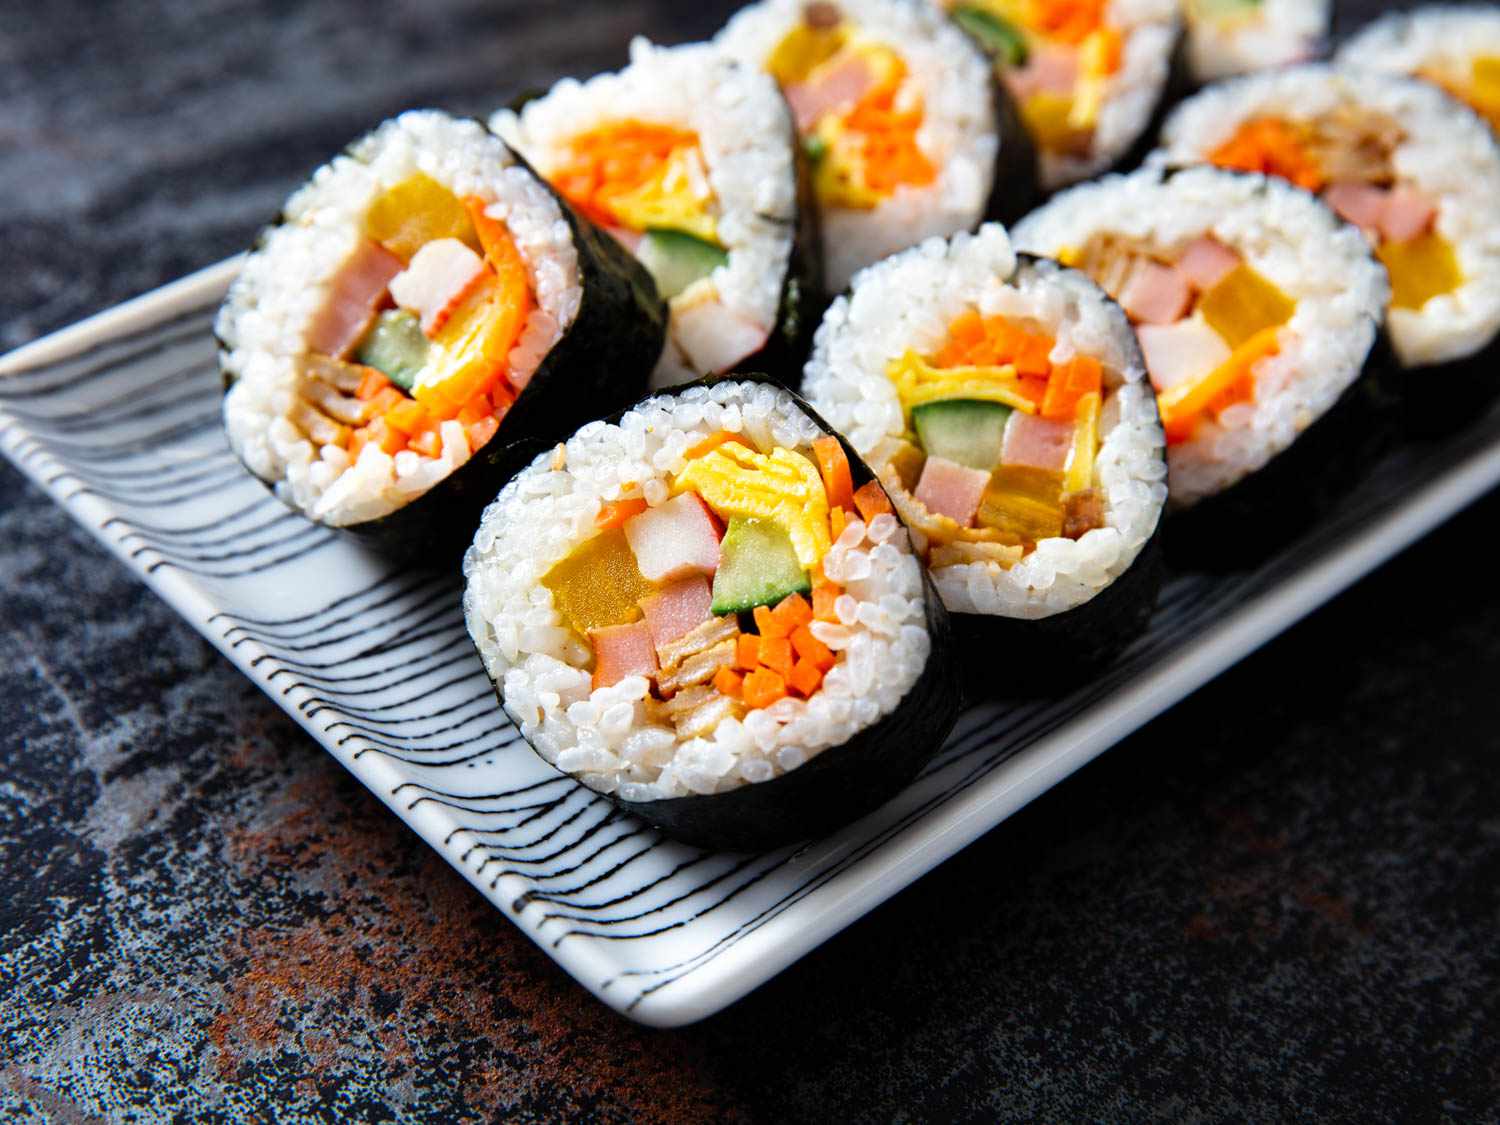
<box><xmin>493</xmin><ymin>39</ymin><xmax>815</xmax><ymax>388</ymax></box>
<box><xmin>718</xmin><ymin>0</ymin><xmax>1005</xmax><ymax>292</ymax></box>
<box><xmin>802</xmin><ymin>223</ymin><xmax>1166</xmax><ymax>637</ymax></box>
<box><xmin>942</xmin><ymin>0</ymin><xmax>1180</xmax><ymax>189</ymax></box>
<box><xmin>463</xmin><ymin>379</ymin><xmax>960</xmax><ymax>850</ymax></box>
<box><xmin>217</xmin><ymin>110</ymin><xmax>664</xmax><ymax>554</ymax></box>
<box><xmin>1157</xmin><ymin>66</ymin><xmax>1500</xmax><ymax>373</ymax></box>
<box><xmin>1014</xmin><ymin>166</ymin><xmax>1388</xmax><ymax>511</ymax></box>
<box><xmin>1339</xmin><ymin>7</ymin><xmax>1500</xmax><ymax>136</ymax></box>
<box><xmin>1181</xmin><ymin>0</ymin><xmax>1328</xmax><ymax>85</ymax></box>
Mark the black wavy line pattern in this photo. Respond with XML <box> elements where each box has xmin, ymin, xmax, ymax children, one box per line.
<box><xmin>4</xmin><ymin>292</ymin><xmax>1499</xmax><ymax>1022</ymax></box>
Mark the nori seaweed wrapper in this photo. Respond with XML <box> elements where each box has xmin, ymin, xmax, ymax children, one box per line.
<box><xmin>219</xmin><ymin>134</ymin><xmax>666</xmax><ymax>565</ymax></box>
<box><xmin>951</xmin><ymin>257</ymin><xmax>1166</xmax><ymax>698</ymax></box>
<box><xmin>483</xmin><ymin>376</ymin><xmax>964</xmax><ymax>853</ymax></box>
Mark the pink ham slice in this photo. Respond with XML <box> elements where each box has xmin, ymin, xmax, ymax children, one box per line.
<box><xmin>622</xmin><ymin>493</ymin><xmax>722</xmax><ymax>583</ymax></box>
<box><xmin>1001</xmin><ymin>411</ymin><xmax>1073</xmax><ymax>473</ymax></box>
<box><xmin>1005</xmin><ymin>44</ymin><xmax>1079</xmax><ymax>100</ymax></box>
<box><xmin>388</xmin><ymin>238</ymin><xmax>488</xmax><ymax>335</ymax></box>
<box><xmin>305</xmin><ymin>239</ymin><xmax>404</xmax><ymax>358</ymax></box>
<box><xmin>784</xmin><ymin>54</ymin><xmax>874</xmax><ymax>131</ymax></box>
<box><xmin>1324</xmin><ymin>182</ymin><xmax>1389</xmax><ymax>237</ymax></box>
<box><xmin>1377</xmin><ymin>186</ymin><xmax>1437</xmax><ymax>244</ymax></box>
<box><xmin>639</xmin><ymin>575</ymin><xmax>714</xmax><ymax>648</ymax></box>
<box><xmin>1119</xmin><ymin>259</ymin><xmax>1192</xmax><ymax>326</ymax></box>
<box><xmin>914</xmin><ymin>456</ymin><xmax>990</xmax><ymax>528</ymax></box>
<box><xmin>590</xmin><ymin>622</ymin><xmax>658</xmax><ymax>690</ymax></box>
<box><xmin>1176</xmin><ymin>236</ymin><xmax>1240</xmax><ymax>292</ymax></box>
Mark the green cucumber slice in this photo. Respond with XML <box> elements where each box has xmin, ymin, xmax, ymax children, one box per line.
<box><xmin>951</xmin><ymin>6</ymin><xmax>1029</xmax><ymax>68</ymax></box>
<box><xmin>637</xmin><ymin>228</ymin><xmax>729</xmax><ymax>301</ymax></box>
<box><xmin>355</xmin><ymin>309</ymin><xmax>428</xmax><ymax>391</ymax></box>
<box><xmin>911</xmin><ymin>399</ymin><xmax>1012</xmax><ymax>473</ymax></box>
<box><xmin>710</xmin><ymin>517</ymin><xmax>812</xmax><ymax>617</ymax></box>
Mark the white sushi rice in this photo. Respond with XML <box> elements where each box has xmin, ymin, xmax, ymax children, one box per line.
<box><xmin>1037</xmin><ymin>0</ymin><xmax>1181</xmax><ymax>189</ymax></box>
<box><xmin>1339</xmin><ymin>6</ymin><xmax>1500</xmax><ymax>90</ymax></box>
<box><xmin>493</xmin><ymin>38</ymin><xmax>797</xmax><ymax>387</ymax></box>
<box><xmin>1157</xmin><ymin>65</ymin><xmax>1500</xmax><ymax>369</ymax></box>
<box><xmin>718</xmin><ymin>0</ymin><xmax>998</xmax><ymax>291</ymax></box>
<box><xmin>1014</xmin><ymin>166</ymin><xmax>1389</xmax><ymax>509</ymax></box>
<box><xmin>1184</xmin><ymin>0</ymin><xmax>1329</xmax><ymax>85</ymax></box>
<box><xmin>462</xmin><ymin>381</ymin><xmax>932</xmax><ymax>802</ymax></box>
<box><xmin>802</xmin><ymin>223</ymin><xmax>1166</xmax><ymax>618</ymax></box>
<box><xmin>217</xmin><ymin>110</ymin><xmax>582</xmax><ymax>527</ymax></box>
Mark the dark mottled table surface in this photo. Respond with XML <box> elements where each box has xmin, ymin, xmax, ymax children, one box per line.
<box><xmin>3</xmin><ymin>1</ymin><xmax>1499</xmax><ymax>1120</ymax></box>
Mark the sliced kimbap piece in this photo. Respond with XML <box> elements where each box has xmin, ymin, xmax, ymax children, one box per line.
<box><xmin>463</xmin><ymin>379</ymin><xmax>961</xmax><ymax>851</ymax></box>
<box><xmin>1156</xmin><ymin>65</ymin><xmax>1500</xmax><ymax>430</ymax></box>
<box><xmin>801</xmin><ymin>223</ymin><xmax>1166</xmax><ymax>677</ymax></box>
<box><xmin>941</xmin><ymin>0</ymin><xmax>1181</xmax><ymax>189</ymax></box>
<box><xmin>1182</xmin><ymin>0</ymin><xmax>1329</xmax><ymax>85</ymax></box>
<box><xmin>217</xmin><ymin>110</ymin><xmax>664</xmax><ymax>557</ymax></box>
<box><xmin>492</xmin><ymin>39</ymin><xmax>818</xmax><ymax>388</ymax></box>
<box><xmin>717</xmin><ymin>0</ymin><xmax>1029</xmax><ymax>293</ymax></box>
<box><xmin>1013</xmin><ymin>165</ymin><xmax>1389</xmax><ymax>555</ymax></box>
<box><xmin>1338</xmin><ymin>7</ymin><xmax>1500</xmax><ymax>137</ymax></box>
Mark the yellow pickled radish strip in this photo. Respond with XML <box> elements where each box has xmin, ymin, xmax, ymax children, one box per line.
<box><xmin>542</xmin><ymin>528</ymin><xmax>656</xmax><ymax>636</ymax></box>
<box><xmin>1158</xmin><ymin>326</ymin><xmax>1281</xmax><ymax>437</ymax></box>
<box><xmin>1064</xmin><ymin>391</ymin><xmax>1100</xmax><ymax>495</ymax></box>
<box><xmin>1198</xmin><ymin>264</ymin><xmax>1296</xmax><ymax>349</ymax></box>
<box><xmin>767</xmin><ymin>22</ymin><xmax>850</xmax><ymax>84</ymax></box>
<box><xmin>1378</xmin><ymin>232</ymin><xmax>1463</xmax><ymax>312</ymax></box>
<box><xmin>363</xmin><ymin>174</ymin><xmax>479</xmax><ymax>261</ymax></box>
<box><xmin>976</xmin><ymin>466</ymin><xmax>1065</xmax><ymax>545</ymax></box>
<box><xmin>674</xmin><ymin>444</ymin><xmax>831</xmax><ymax>569</ymax></box>
<box><xmin>1022</xmin><ymin>93</ymin><xmax>1094</xmax><ymax>156</ymax></box>
<box><xmin>887</xmin><ymin>351</ymin><xmax>1038</xmax><ymax>414</ymax></box>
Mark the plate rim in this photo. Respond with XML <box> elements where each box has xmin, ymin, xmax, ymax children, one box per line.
<box><xmin>5</xmin><ymin>261</ymin><xmax>1499</xmax><ymax>1027</ymax></box>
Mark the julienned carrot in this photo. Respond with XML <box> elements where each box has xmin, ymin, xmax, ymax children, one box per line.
<box><xmin>812</xmin><ymin>435</ymin><xmax>855</xmax><ymax>513</ymax></box>
<box><xmin>852</xmin><ymin>480</ymin><xmax>892</xmax><ymax>522</ymax></box>
<box><xmin>741</xmin><ymin>667</ymin><xmax>788</xmax><ymax>709</ymax></box>
<box><xmin>830</xmin><ymin>505</ymin><xmax>847</xmax><ymax>542</ymax></box>
<box><xmin>736</xmin><ymin>634</ymin><xmax>761</xmax><ymax>671</ymax></box>
<box><xmin>1041</xmin><ymin>354</ymin><xmax>1102</xmax><ymax>422</ymax></box>
<box><xmin>812</xmin><ymin>582</ymin><xmax>842</xmax><ymax>623</ymax></box>
<box><xmin>356</xmin><ymin>369</ymin><xmax>393</xmax><ymax>401</ymax></box>
<box><xmin>758</xmin><ymin>635</ymin><xmax>795</xmax><ymax>678</ymax></box>
<box><xmin>790</xmin><ymin>624</ymin><xmax>836</xmax><ymax>672</ymax></box>
<box><xmin>713</xmin><ymin>665</ymin><xmax>743</xmax><ymax>699</ymax></box>
<box><xmin>771</xmin><ymin>592</ymin><xmax>814</xmax><ymax>633</ymax></box>
<box><xmin>752</xmin><ymin>604</ymin><xmax>790</xmax><ymax>639</ymax></box>
<box><xmin>595</xmin><ymin>498</ymin><xmax>649</xmax><ymax>529</ymax></box>
<box><xmin>788</xmin><ymin>658</ymin><xmax>824</xmax><ymax>698</ymax></box>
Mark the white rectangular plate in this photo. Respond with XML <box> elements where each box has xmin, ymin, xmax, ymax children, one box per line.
<box><xmin>4</xmin><ymin>260</ymin><xmax>1499</xmax><ymax>1026</ymax></box>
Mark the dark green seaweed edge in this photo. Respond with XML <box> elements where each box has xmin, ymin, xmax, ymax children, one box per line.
<box><xmin>217</xmin><ymin>112</ymin><xmax>667</xmax><ymax>564</ymax></box>
<box><xmin>950</xmin><ymin>254</ymin><xmax>1167</xmax><ymax>695</ymax></box>
<box><xmin>475</xmin><ymin>374</ymin><xmax>964</xmax><ymax>853</ymax></box>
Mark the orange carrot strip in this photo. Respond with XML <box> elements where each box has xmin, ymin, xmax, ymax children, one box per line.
<box><xmin>384</xmin><ymin>399</ymin><xmax>430</xmax><ymax>436</ymax></box>
<box><xmin>788</xmin><ymin>658</ymin><xmax>824</xmax><ymax>699</ymax></box>
<box><xmin>758</xmin><ymin>636</ymin><xmax>794</xmax><ymax>678</ymax></box>
<box><xmin>596</xmin><ymin>498</ymin><xmax>649</xmax><ymax>530</ymax></box>
<box><xmin>852</xmin><ymin>480</ymin><xmax>892</xmax><ymax>522</ymax></box>
<box><xmin>790</xmin><ymin>624</ymin><xmax>836</xmax><ymax>672</ymax></box>
<box><xmin>356</xmin><ymin>369</ymin><xmax>393</xmax><ymax>401</ymax></box>
<box><xmin>812</xmin><ymin>435</ymin><xmax>855</xmax><ymax>513</ymax></box>
<box><xmin>772</xmin><ymin>593</ymin><xmax>814</xmax><ymax>633</ymax></box>
<box><xmin>736</xmin><ymin>634</ymin><xmax>762</xmax><ymax>671</ymax></box>
<box><xmin>741</xmin><ymin>668</ymin><xmax>788</xmax><ymax>709</ymax></box>
<box><xmin>812</xmin><ymin>583</ymin><xmax>842</xmax><ymax>623</ymax></box>
<box><xmin>465</xmin><ymin>415</ymin><xmax>500</xmax><ymax>451</ymax></box>
<box><xmin>456</xmin><ymin>392</ymin><xmax>494</xmax><ymax>428</ymax></box>
<box><xmin>753</xmin><ymin>604</ymin><xmax>790</xmax><ymax>639</ymax></box>
<box><xmin>713</xmin><ymin>665</ymin><xmax>744</xmax><ymax>699</ymax></box>
<box><xmin>830</xmin><ymin>505</ymin><xmax>847</xmax><ymax>542</ymax></box>
<box><xmin>1041</xmin><ymin>354</ymin><xmax>1103</xmax><ymax>422</ymax></box>
<box><xmin>408</xmin><ymin>428</ymin><xmax>443</xmax><ymax>458</ymax></box>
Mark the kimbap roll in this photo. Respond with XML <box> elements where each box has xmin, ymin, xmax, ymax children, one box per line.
<box><xmin>492</xmin><ymin>39</ymin><xmax>817</xmax><ymax>387</ymax></box>
<box><xmin>1013</xmin><ymin>166</ymin><xmax>1389</xmax><ymax>544</ymax></box>
<box><xmin>217</xmin><ymin>110</ymin><xmax>665</xmax><ymax>556</ymax></box>
<box><xmin>1339</xmin><ymin>7</ymin><xmax>1500</xmax><ymax>136</ymax></box>
<box><xmin>463</xmin><ymin>379</ymin><xmax>960</xmax><ymax>851</ymax></box>
<box><xmin>717</xmin><ymin>0</ymin><xmax>1027</xmax><ymax>292</ymax></box>
<box><xmin>1157</xmin><ymin>66</ymin><xmax>1500</xmax><ymax>427</ymax></box>
<box><xmin>800</xmin><ymin>224</ymin><xmax>1166</xmax><ymax>674</ymax></box>
<box><xmin>941</xmin><ymin>0</ymin><xmax>1181</xmax><ymax>189</ymax></box>
<box><xmin>1182</xmin><ymin>0</ymin><xmax>1329</xmax><ymax>85</ymax></box>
